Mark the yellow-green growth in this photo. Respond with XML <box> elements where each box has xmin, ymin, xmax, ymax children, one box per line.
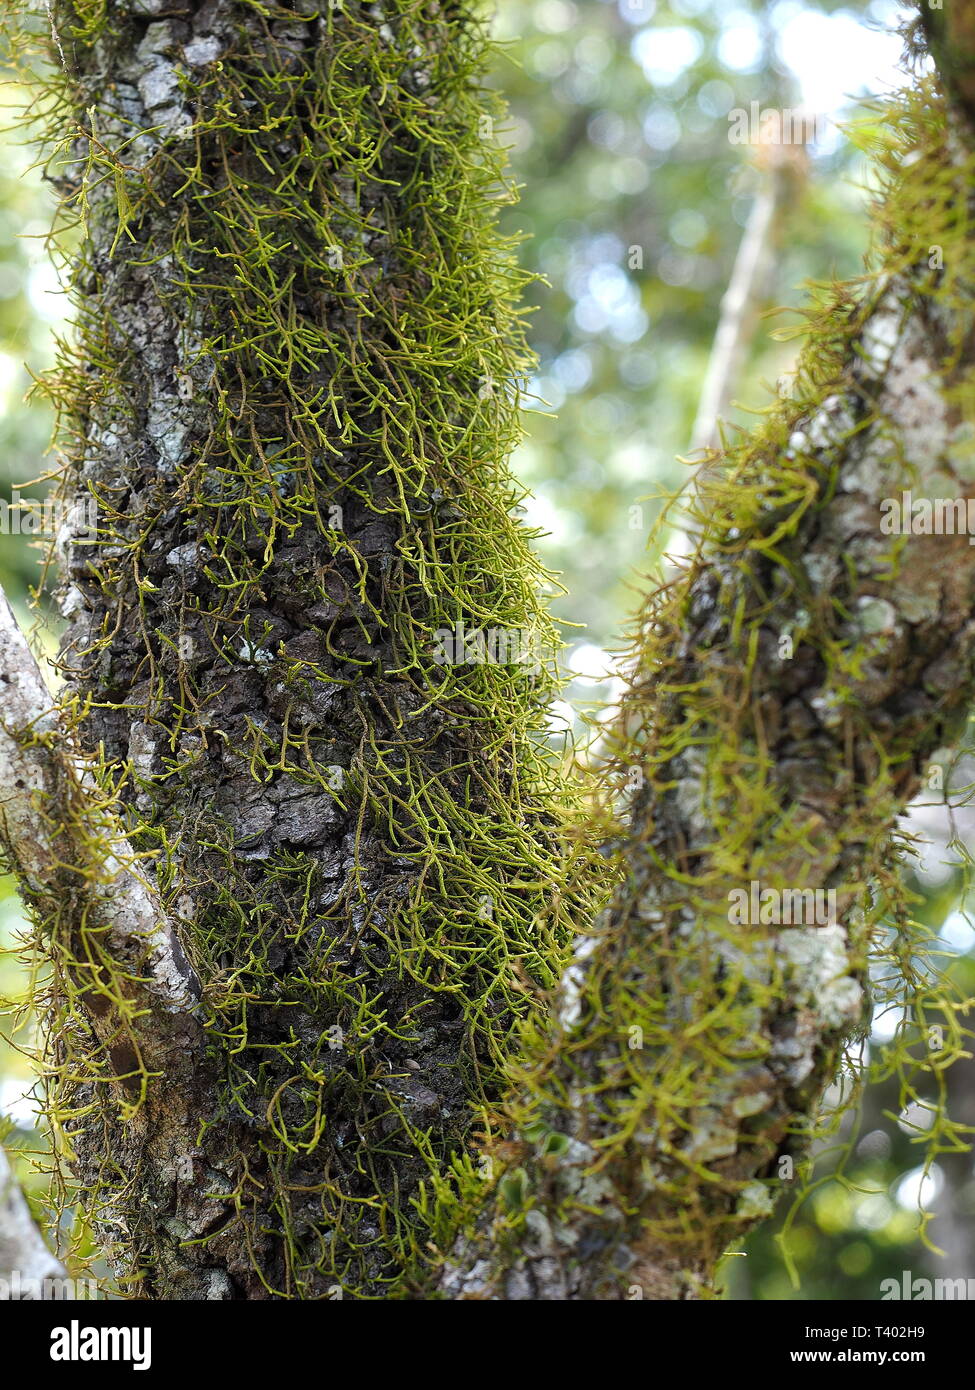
<box><xmin>433</xmin><ymin>77</ymin><xmax>975</xmax><ymax>1299</ymax></box>
<box><xmin>3</xmin><ymin>0</ymin><xmax>607</xmax><ymax>1298</ymax></box>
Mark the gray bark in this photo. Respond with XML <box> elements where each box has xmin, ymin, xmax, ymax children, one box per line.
<box><xmin>1</xmin><ymin>0</ymin><xmax>972</xmax><ymax>1302</ymax></box>
<box><xmin>42</xmin><ymin>0</ymin><xmax>578</xmax><ymax>1298</ymax></box>
<box><xmin>441</xmin><ymin>88</ymin><xmax>975</xmax><ymax>1297</ymax></box>
<box><xmin>0</xmin><ymin>1144</ymin><xmax>67</xmax><ymax>1296</ymax></box>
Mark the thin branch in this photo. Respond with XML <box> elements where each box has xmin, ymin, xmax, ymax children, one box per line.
<box><xmin>0</xmin><ymin>1142</ymin><xmax>66</xmax><ymax>1293</ymax></box>
<box><xmin>690</xmin><ymin>170</ymin><xmax>780</xmax><ymax>454</ymax></box>
<box><xmin>0</xmin><ymin>588</ymin><xmax>201</xmax><ymax>1072</ymax></box>
<box><xmin>692</xmin><ymin>134</ymin><xmax>811</xmax><ymax>460</ymax></box>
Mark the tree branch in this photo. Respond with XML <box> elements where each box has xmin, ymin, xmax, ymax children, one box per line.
<box><xmin>0</xmin><ymin>1142</ymin><xmax>66</xmax><ymax>1294</ymax></box>
<box><xmin>0</xmin><ymin>588</ymin><xmax>201</xmax><ymax>1079</ymax></box>
<box><xmin>440</xmin><ymin>43</ymin><xmax>975</xmax><ymax>1299</ymax></box>
<box><xmin>922</xmin><ymin>0</ymin><xmax>975</xmax><ymax>120</ymax></box>
<box><xmin>690</xmin><ymin>142</ymin><xmax>804</xmax><ymax>455</ymax></box>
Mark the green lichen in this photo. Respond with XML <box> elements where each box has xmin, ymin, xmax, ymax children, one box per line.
<box><xmin>2</xmin><ymin>0</ymin><xmax>609</xmax><ymax>1298</ymax></box>
<box><xmin>435</xmin><ymin>76</ymin><xmax>975</xmax><ymax>1292</ymax></box>
<box><xmin>0</xmin><ymin>4</ymin><xmax>972</xmax><ymax>1303</ymax></box>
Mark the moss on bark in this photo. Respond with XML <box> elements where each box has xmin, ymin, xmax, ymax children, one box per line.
<box><xmin>16</xmin><ymin>0</ymin><xmax>605</xmax><ymax>1298</ymax></box>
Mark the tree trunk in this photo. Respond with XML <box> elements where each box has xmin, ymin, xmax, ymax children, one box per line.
<box><xmin>1</xmin><ymin>0</ymin><xmax>974</xmax><ymax>1301</ymax></box>
<box><xmin>43</xmin><ymin>0</ymin><xmax>596</xmax><ymax>1299</ymax></box>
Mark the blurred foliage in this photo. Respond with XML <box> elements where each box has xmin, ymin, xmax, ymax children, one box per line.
<box><xmin>0</xmin><ymin>72</ymin><xmax>59</xmax><ymax>1211</ymax></box>
<box><xmin>1</xmin><ymin>0</ymin><xmax>974</xmax><ymax>1300</ymax></box>
<box><xmin>0</xmin><ymin>80</ymin><xmax>58</xmax><ymax>609</ymax></box>
<box><xmin>495</xmin><ymin>0</ymin><xmax>891</xmax><ymax>665</ymax></box>
<box><xmin>0</xmin><ymin>68</ymin><xmax>70</xmax><ymax>1233</ymax></box>
<box><xmin>721</xmin><ymin>871</ymin><xmax>975</xmax><ymax>1301</ymax></box>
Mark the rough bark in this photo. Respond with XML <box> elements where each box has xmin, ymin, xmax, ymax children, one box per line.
<box><xmin>438</xmin><ymin>21</ymin><xmax>975</xmax><ymax>1298</ymax></box>
<box><xmin>2</xmin><ymin>0</ymin><xmax>974</xmax><ymax>1302</ymax></box>
<box><xmin>37</xmin><ymin>0</ymin><xmax>592</xmax><ymax>1298</ymax></box>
